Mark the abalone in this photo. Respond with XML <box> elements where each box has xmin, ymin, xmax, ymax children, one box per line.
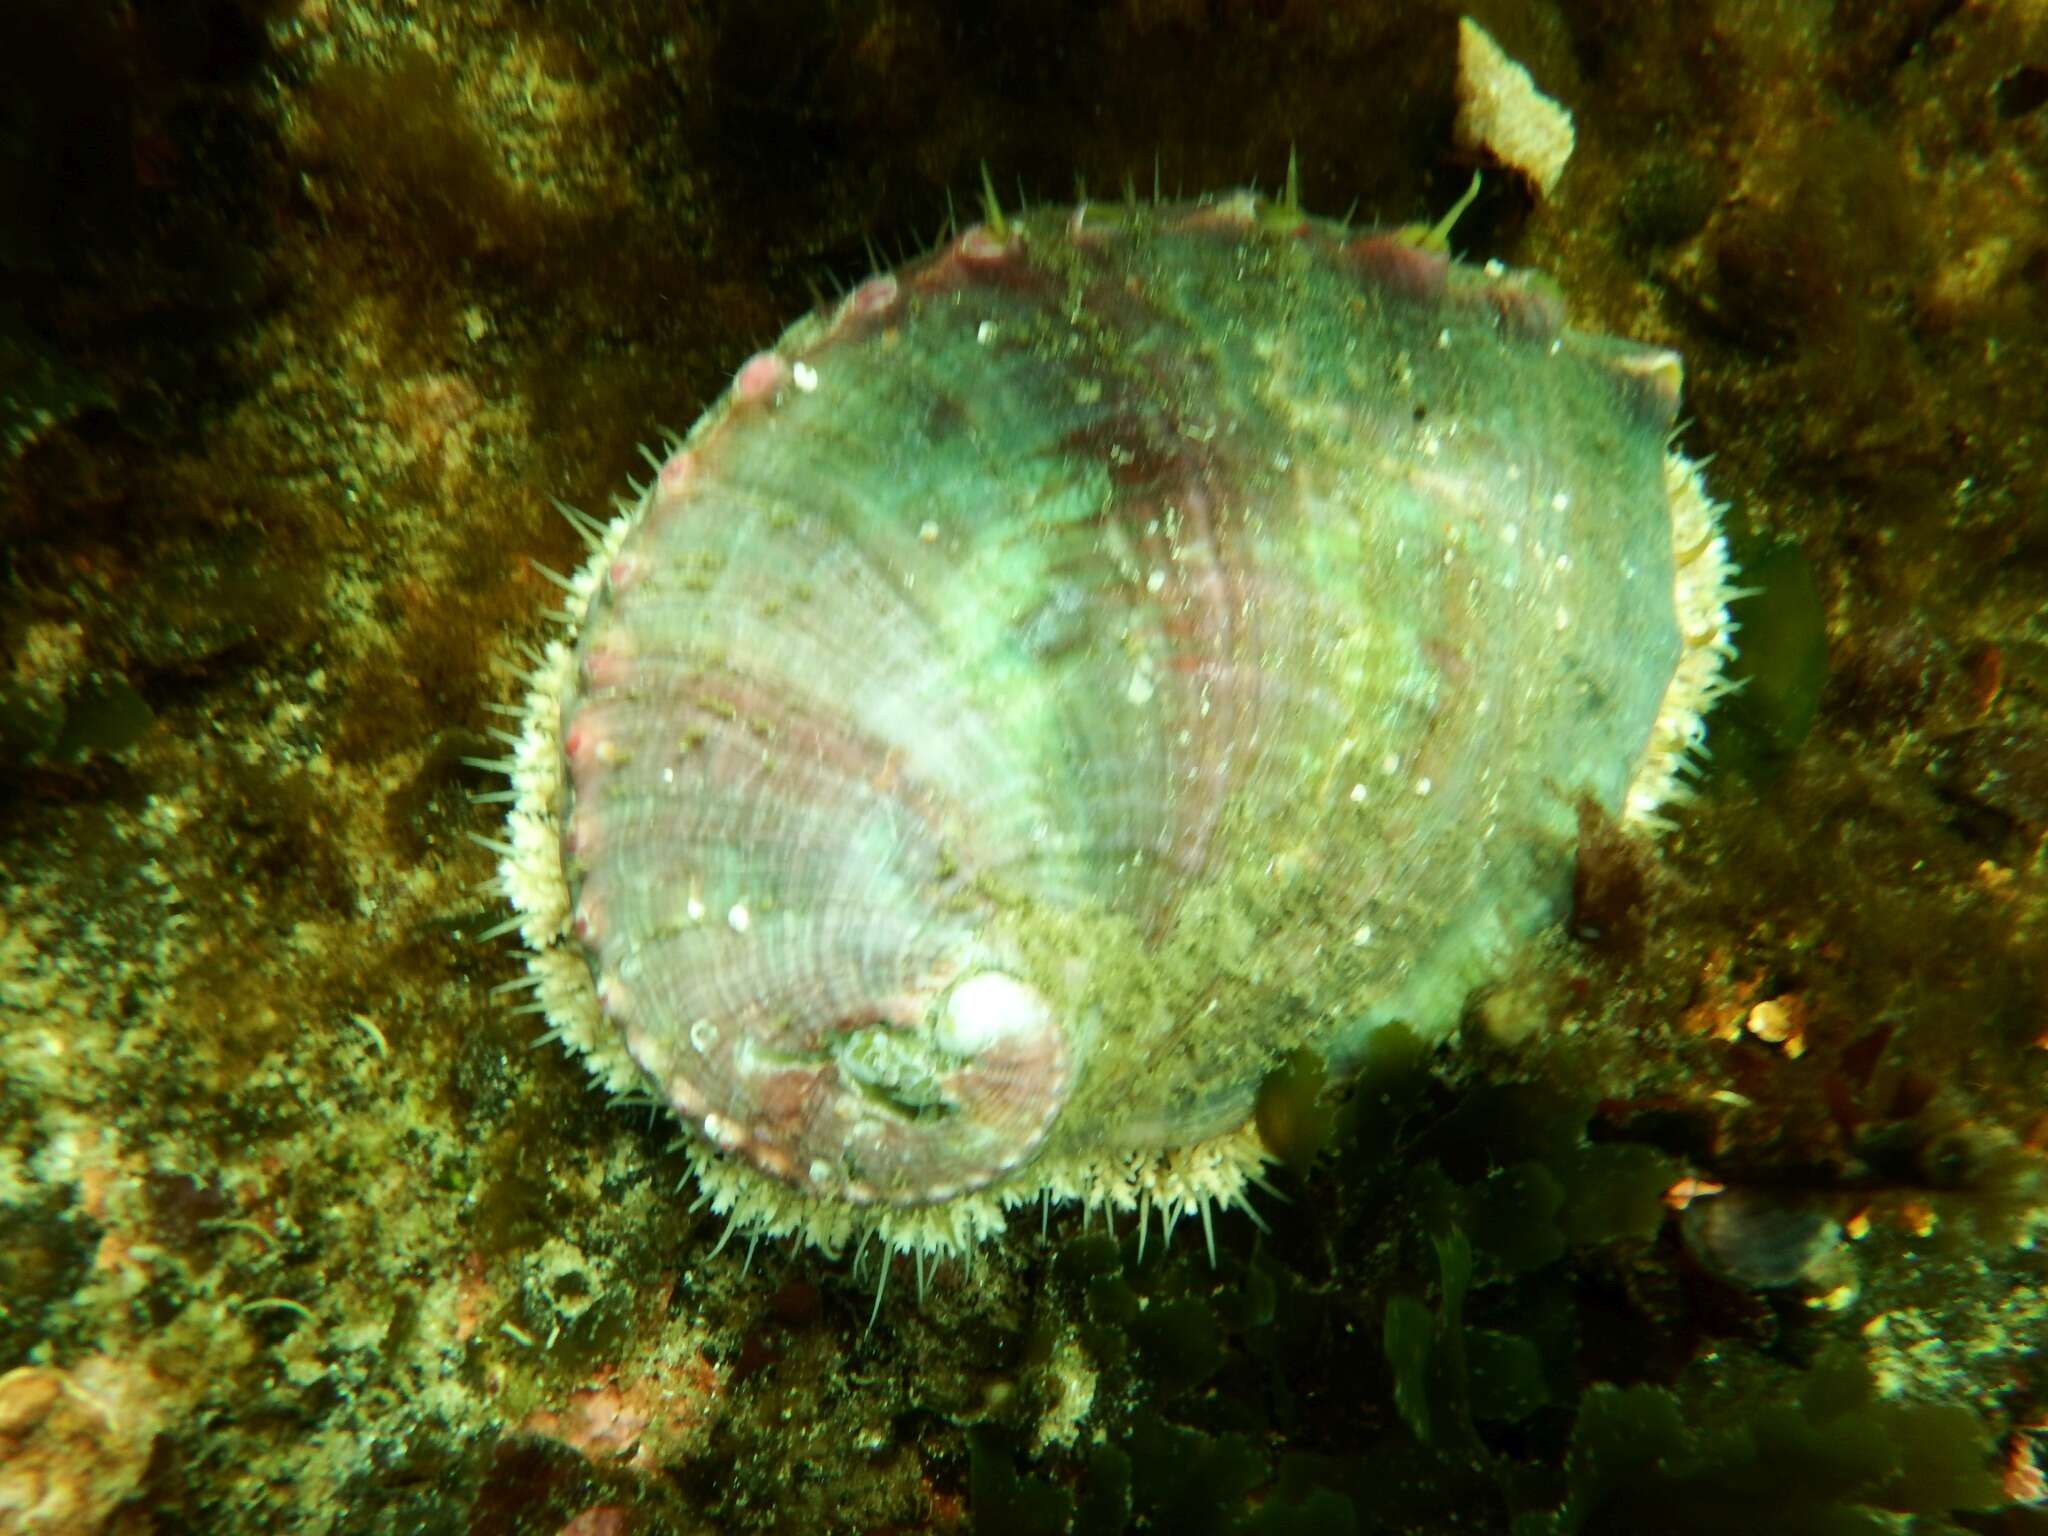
<box><xmin>484</xmin><ymin>190</ymin><xmax>1737</xmax><ymax>1263</ymax></box>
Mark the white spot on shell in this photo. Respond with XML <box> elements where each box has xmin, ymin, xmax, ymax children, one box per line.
<box><xmin>936</xmin><ymin>972</ymin><xmax>1052</xmax><ymax>1056</ymax></box>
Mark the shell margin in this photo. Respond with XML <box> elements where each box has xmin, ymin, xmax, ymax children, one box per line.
<box><xmin>1622</xmin><ymin>450</ymin><xmax>1741</xmax><ymax>830</ymax></box>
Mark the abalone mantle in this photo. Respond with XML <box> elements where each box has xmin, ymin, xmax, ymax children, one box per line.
<box><xmin>488</xmin><ymin>192</ymin><xmax>1737</xmax><ymax>1261</ymax></box>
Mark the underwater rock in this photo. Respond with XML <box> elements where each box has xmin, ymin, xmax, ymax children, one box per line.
<box><xmin>484</xmin><ymin>188</ymin><xmax>1738</xmax><ymax>1263</ymax></box>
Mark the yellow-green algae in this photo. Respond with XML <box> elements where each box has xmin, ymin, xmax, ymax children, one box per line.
<box><xmin>1</xmin><ymin>1</ymin><xmax>2046</xmax><ymax>1532</ymax></box>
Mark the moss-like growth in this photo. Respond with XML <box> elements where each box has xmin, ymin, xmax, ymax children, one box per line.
<box><xmin>1520</xmin><ymin>1344</ymin><xmax>2005</xmax><ymax>1535</ymax></box>
<box><xmin>979</xmin><ymin>1009</ymin><xmax>2018</xmax><ymax>1534</ymax></box>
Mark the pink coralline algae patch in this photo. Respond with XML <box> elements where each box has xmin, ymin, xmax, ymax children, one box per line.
<box><xmin>519</xmin><ymin>1356</ymin><xmax>722</xmax><ymax>1473</ymax></box>
<box><xmin>483</xmin><ymin>189</ymin><xmax>1738</xmax><ymax>1268</ymax></box>
<box><xmin>0</xmin><ymin>1357</ymin><xmax>164</xmax><ymax>1536</ymax></box>
<box><xmin>555</xmin><ymin>1506</ymin><xmax>635</xmax><ymax>1536</ymax></box>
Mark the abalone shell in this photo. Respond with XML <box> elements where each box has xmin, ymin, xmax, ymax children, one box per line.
<box><xmin>490</xmin><ymin>191</ymin><xmax>1736</xmax><ymax>1259</ymax></box>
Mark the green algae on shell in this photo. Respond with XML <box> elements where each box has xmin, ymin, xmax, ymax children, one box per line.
<box><xmin>480</xmin><ymin>189</ymin><xmax>1738</xmax><ymax>1265</ymax></box>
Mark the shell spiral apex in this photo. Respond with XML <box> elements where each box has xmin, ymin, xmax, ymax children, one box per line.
<box><xmin>485</xmin><ymin>189</ymin><xmax>1739</xmax><ymax>1264</ymax></box>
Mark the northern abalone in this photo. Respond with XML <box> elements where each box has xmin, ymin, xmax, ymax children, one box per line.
<box><xmin>482</xmin><ymin>189</ymin><xmax>1737</xmax><ymax>1264</ymax></box>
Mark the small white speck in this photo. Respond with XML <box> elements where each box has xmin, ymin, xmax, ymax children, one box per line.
<box><xmin>792</xmin><ymin>361</ymin><xmax>819</xmax><ymax>392</ymax></box>
<box><xmin>808</xmin><ymin>1159</ymin><xmax>832</xmax><ymax>1184</ymax></box>
<box><xmin>1351</xmin><ymin>924</ymin><xmax>1373</xmax><ymax>946</ymax></box>
<box><xmin>1415</xmin><ymin>776</ymin><xmax>1433</xmax><ymax>796</ymax></box>
<box><xmin>1484</xmin><ymin>258</ymin><xmax>1506</xmax><ymax>277</ymax></box>
<box><xmin>1127</xmin><ymin>669</ymin><xmax>1156</xmax><ymax>706</ymax></box>
<box><xmin>1502</xmin><ymin>523</ymin><xmax>1518</xmax><ymax>544</ymax></box>
<box><xmin>727</xmin><ymin>903</ymin><xmax>750</xmax><ymax>933</ymax></box>
<box><xmin>1555</xmin><ymin>607</ymin><xmax>1571</xmax><ymax>631</ymax></box>
<box><xmin>1437</xmin><ymin>327</ymin><xmax>1452</xmax><ymax>348</ymax></box>
<box><xmin>1380</xmin><ymin>752</ymin><xmax>1400</xmax><ymax>775</ymax></box>
<box><xmin>977</xmin><ymin>320</ymin><xmax>997</xmax><ymax>344</ymax></box>
<box><xmin>1548</xmin><ymin>339</ymin><xmax>1562</xmax><ymax>355</ymax></box>
<box><xmin>1423</xmin><ymin>435</ymin><xmax>1441</xmax><ymax>458</ymax></box>
<box><xmin>1146</xmin><ymin>568</ymin><xmax>1167</xmax><ymax>593</ymax></box>
<box><xmin>661</xmin><ymin>767</ymin><xmax>675</xmax><ymax>784</ymax></box>
<box><xmin>919</xmin><ymin>520</ymin><xmax>940</xmax><ymax>543</ymax></box>
<box><xmin>1349</xmin><ymin>783</ymin><xmax>1367</xmax><ymax>804</ymax></box>
<box><xmin>1550</xmin><ymin>491</ymin><xmax>1570</xmax><ymax>512</ymax></box>
<box><xmin>689</xmin><ymin>1018</ymin><xmax>717</xmax><ymax>1053</ymax></box>
<box><xmin>1555</xmin><ymin>554</ymin><xmax>1571</xmax><ymax>572</ymax></box>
